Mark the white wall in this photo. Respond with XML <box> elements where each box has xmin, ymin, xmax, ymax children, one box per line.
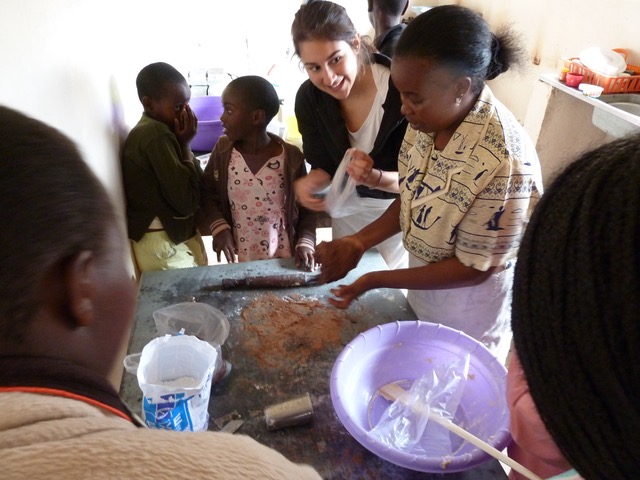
<box><xmin>451</xmin><ymin>0</ymin><xmax>640</xmax><ymax>123</ymax></box>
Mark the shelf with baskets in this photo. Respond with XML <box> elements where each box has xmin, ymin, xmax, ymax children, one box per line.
<box><xmin>562</xmin><ymin>56</ymin><xmax>640</xmax><ymax>95</ymax></box>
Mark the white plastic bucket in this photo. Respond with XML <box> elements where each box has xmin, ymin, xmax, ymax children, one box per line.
<box><xmin>136</xmin><ymin>334</ymin><xmax>217</xmax><ymax>432</ymax></box>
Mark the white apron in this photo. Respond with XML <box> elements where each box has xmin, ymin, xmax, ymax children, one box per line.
<box><xmin>406</xmin><ymin>254</ymin><xmax>513</xmax><ymax>364</ymax></box>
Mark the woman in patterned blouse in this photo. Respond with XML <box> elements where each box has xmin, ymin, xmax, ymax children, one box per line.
<box><xmin>316</xmin><ymin>5</ymin><xmax>543</xmax><ymax>363</ymax></box>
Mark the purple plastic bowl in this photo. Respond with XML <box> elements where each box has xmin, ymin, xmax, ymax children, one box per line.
<box><xmin>330</xmin><ymin>321</ymin><xmax>511</xmax><ymax>473</ymax></box>
<box><xmin>190</xmin><ymin>95</ymin><xmax>224</xmax><ymax>152</ymax></box>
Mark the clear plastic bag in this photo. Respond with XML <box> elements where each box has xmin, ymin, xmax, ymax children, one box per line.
<box><xmin>324</xmin><ymin>149</ymin><xmax>365</xmax><ymax>218</ymax></box>
<box><xmin>124</xmin><ymin>302</ymin><xmax>232</xmax><ymax>384</ymax></box>
<box><xmin>370</xmin><ymin>354</ymin><xmax>470</xmax><ymax>456</ymax></box>
<box><xmin>152</xmin><ymin>302</ymin><xmax>230</xmax><ymax>346</ymax></box>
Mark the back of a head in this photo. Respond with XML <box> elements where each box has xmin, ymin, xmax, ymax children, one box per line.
<box><xmin>0</xmin><ymin>105</ymin><xmax>114</xmax><ymax>343</ymax></box>
<box><xmin>227</xmin><ymin>75</ymin><xmax>280</xmax><ymax>124</ymax></box>
<box><xmin>372</xmin><ymin>0</ymin><xmax>408</xmax><ymax>17</ymax></box>
<box><xmin>394</xmin><ymin>5</ymin><xmax>525</xmax><ymax>91</ymax></box>
<box><xmin>136</xmin><ymin>62</ymin><xmax>187</xmax><ymax>102</ymax></box>
<box><xmin>291</xmin><ymin>0</ymin><xmax>357</xmax><ymax>56</ymax></box>
<box><xmin>512</xmin><ymin>134</ymin><xmax>640</xmax><ymax>478</ymax></box>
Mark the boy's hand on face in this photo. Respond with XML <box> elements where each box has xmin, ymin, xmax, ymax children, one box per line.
<box><xmin>174</xmin><ymin>104</ymin><xmax>198</xmax><ymax>147</ymax></box>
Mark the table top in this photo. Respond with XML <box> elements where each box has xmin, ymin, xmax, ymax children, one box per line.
<box><xmin>120</xmin><ymin>251</ymin><xmax>508</xmax><ymax>480</ymax></box>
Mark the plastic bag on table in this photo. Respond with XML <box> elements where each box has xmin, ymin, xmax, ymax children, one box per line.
<box><xmin>324</xmin><ymin>149</ymin><xmax>366</xmax><ymax>218</ymax></box>
<box><xmin>124</xmin><ymin>302</ymin><xmax>232</xmax><ymax>382</ymax></box>
<box><xmin>152</xmin><ymin>302</ymin><xmax>230</xmax><ymax>346</ymax></box>
<box><xmin>370</xmin><ymin>354</ymin><xmax>470</xmax><ymax>456</ymax></box>
<box><xmin>152</xmin><ymin>302</ymin><xmax>232</xmax><ymax>383</ymax></box>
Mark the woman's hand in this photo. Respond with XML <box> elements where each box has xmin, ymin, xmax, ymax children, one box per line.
<box><xmin>294</xmin><ymin>169</ymin><xmax>331</xmax><ymax>211</ymax></box>
<box><xmin>346</xmin><ymin>148</ymin><xmax>398</xmax><ymax>193</ymax></box>
<box><xmin>327</xmin><ymin>275</ymin><xmax>371</xmax><ymax>309</ymax></box>
<box><xmin>315</xmin><ymin>235</ymin><xmax>366</xmax><ymax>284</ymax></box>
<box><xmin>346</xmin><ymin>148</ymin><xmax>375</xmax><ymax>186</ymax></box>
<box><xmin>212</xmin><ymin>229</ymin><xmax>237</xmax><ymax>263</ymax></box>
<box><xmin>295</xmin><ymin>246</ymin><xmax>316</xmax><ymax>271</ymax></box>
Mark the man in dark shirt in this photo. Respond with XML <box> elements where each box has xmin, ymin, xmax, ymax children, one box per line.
<box><xmin>367</xmin><ymin>0</ymin><xmax>409</xmax><ymax>58</ymax></box>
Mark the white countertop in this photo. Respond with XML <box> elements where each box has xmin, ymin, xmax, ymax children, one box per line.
<box><xmin>540</xmin><ymin>73</ymin><xmax>640</xmax><ymax>129</ymax></box>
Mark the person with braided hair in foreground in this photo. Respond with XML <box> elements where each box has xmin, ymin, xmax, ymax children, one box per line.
<box><xmin>0</xmin><ymin>105</ymin><xmax>321</xmax><ymax>480</ymax></box>
<box><xmin>316</xmin><ymin>5</ymin><xmax>542</xmax><ymax>364</ymax></box>
<box><xmin>509</xmin><ymin>134</ymin><xmax>640</xmax><ymax>480</ymax></box>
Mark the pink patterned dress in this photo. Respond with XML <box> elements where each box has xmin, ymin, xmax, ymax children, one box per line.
<box><xmin>228</xmin><ymin>148</ymin><xmax>292</xmax><ymax>262</ymax></box>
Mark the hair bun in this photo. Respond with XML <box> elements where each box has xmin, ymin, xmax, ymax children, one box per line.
<box><xmin>486</xmin><ymin>34</ymin><xmax>505</xmax><ymax>80</ymax></box>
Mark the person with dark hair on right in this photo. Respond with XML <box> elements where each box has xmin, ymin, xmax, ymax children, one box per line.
<box><xmin>509</xmin><ymin>133</ymin><xmax>640</xmax><ymax>480</ymax></box>
<box><xmin>0</xmin><ymin>104</ymin><xmax>321</xmax><ymax>480</ymax></box>
<box><xmin>316</xmin><ymin>5</ymin><xmax>542</xmax><ymax>364</ymax></box>
<box><xmin>367</xmin><ymin>0</ymin><xmax>409</xmax><ymax>58</ymax></box>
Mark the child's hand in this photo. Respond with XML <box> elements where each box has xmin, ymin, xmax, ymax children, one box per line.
<box><xmin>174</xmin><ymin>104</ymin><xmax>198</xmax><ymax>146</ymax></box>
<box><xmin>295</xmin><ymin>246</ymin><xmax>316</xmax><ymax>271</ymax></box>
<box><xmin>213</xmin><ymin>229</ymin><xmax>237</xmax><ymax>263</ymax></box>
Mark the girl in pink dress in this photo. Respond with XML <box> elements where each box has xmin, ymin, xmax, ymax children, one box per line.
<box><xmin>199</xmin><ymin>76</ymin><xmax>316</xmax><ymax>269</ymax></box>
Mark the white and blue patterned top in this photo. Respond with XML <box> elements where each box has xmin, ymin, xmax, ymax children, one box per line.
<box><xmin>399</xmin><ymin>85</ymin><xmax>543</xmax><ymax>271</ymax></box>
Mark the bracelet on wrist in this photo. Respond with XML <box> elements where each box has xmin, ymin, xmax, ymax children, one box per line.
<box><xmin>369</xmin><ymin>169</ymin><xmax>383</xmax><ymax>189</ymax></box>
<box><xmin>296</xmin><ymin>238</ymin><xmax>316</xmax><ymax>252</ymax></box>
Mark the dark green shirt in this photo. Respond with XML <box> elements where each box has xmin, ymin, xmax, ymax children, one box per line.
<box><xmin>122</xmin><ymin>113</ymin><xmax>202</xmax><ymax>244</ymax></box>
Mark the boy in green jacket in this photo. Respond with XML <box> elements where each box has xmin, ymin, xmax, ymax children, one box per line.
<box><xmin>122</xmin><ymin>62</ymin><xmax>207</xmax><ymax>273</ymax></box>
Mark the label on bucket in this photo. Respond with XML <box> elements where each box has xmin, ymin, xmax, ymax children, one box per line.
<box><xmin>141</xmin><ymin>370</ymin><xmax>213</xmax><ymax>432</ymax></box>
<box><xmin>143</xmin><ymin>392</ymin><xmax>199</xmax><ymax>431</ymax></box>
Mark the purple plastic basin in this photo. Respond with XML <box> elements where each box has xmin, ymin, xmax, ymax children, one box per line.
<box><xmin>330</xmin><ymin>321</ymin><xmax>511</xmax><ymax>473</ymax></box>
<box><xmin>190</xmin><ymin>95</ymin><xmax>224</xmax><ymax>152</ymax></box>
<box><xmin>191</xmin><ymin>120</ymin><xmax>224</xmax><ymax>152</ymax></box>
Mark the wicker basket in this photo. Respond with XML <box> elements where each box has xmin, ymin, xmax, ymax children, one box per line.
<box><xmin>563</xmin><ymin>57</ymin><xmax>640</xmax><ymax>94</ymax></box>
